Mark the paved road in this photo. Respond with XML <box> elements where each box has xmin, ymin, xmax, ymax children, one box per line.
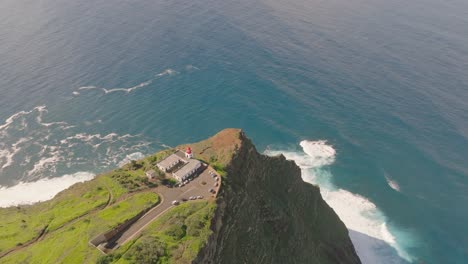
<box><xmin>104</xmin><ymin>165</ymin><xmax>220</xmax><ymax>251</ymax></box>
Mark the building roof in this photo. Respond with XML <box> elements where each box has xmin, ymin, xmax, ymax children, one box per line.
<box><xmin>186</xmin><ymin>147</ymin><xmax>192</xmax><ymax>154</ymax></box>
<box><xmin>174</xmin><ymin>150</ymin><xmax>187</xmax><ymax>159</ymax></box>
<box><xmin>157</xmin><ymin>153</ymin><xmax>183</xmax><ymax>169</ymax></box>
<box><xmin>173</xmin><ymin>159</ymin><xmax>201</xmax><ymax>179</ymax></box>
<box><xmin>146</xmin><ymin>170</ymin><xmax>156</xmax><ymax>177</ymax></box>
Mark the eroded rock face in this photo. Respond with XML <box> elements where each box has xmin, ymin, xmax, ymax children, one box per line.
<box><xmin>194</xmin><ymin>130</ymin><xmax>361</xmax><ymax>264</ymax></box>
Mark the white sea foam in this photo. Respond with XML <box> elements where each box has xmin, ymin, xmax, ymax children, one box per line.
<box><xmin>78</xmin><ymin>86</ymin><xmax>98</xmax><ymax>90</ymax></box>
<box><xmin>0</xmin><ymin>137</ymin><xmax>31</xmax><ymax>170</ymax></box>
<box><xmin>118</xmin><ymin>152</ymin><xmax>145</xmax><ymax>167</ymax></box>
<box><xmin>0</xmin><ymin>106</ymin><xmax>45</xmax><ymax>131</ymax></box>
<box><xmin>385</xmin><ymin>175</ymin><xmax>401</xmax><ymax>192</ymax></box>
<box><xmin>27</xmin><ymin>153</ymin><xmax>62</xmax><ymax>176</ymax></box>
<box><xmin>155</xmin><ymin>68</ymin><xmax>178</xmax><ymax>77</ymax></box>
<box><xmin>73</xmin><ymin>68</ymin><xmax>177</xmax><ymax>96</ymax></box>
<box><xmin>0</xmin><ymin>172</ymin><xmax>95</xmax><ymax>207</ymax></box>
<box><xmin>0</xmin><ymin>106</ymin><xmax>155</xmax><ymax>184</ymax></box>
<box><xmin>103</xmin><ymin>80</ymin><xmax>153</xmax><ymax>94</ymax></box>
<box><xmin>265</xmin><ymin>140</ymin><xmax>413</xmax><ymax>264</ymax></box>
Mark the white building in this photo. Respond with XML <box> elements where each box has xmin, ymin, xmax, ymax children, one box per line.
<box><xmin>156</xmin><ymin>154</ymin><xmax>184</xmax><ymax>172</ymax></box>
<box><xmin>172</xmin><ymin>159</ymin><xmax>201</xmax><ymax>182</ymax></box>
<box><xmin>145</xmin><ymin>170</ymin><xmax>157</xmax><ymax>180</ymax></box>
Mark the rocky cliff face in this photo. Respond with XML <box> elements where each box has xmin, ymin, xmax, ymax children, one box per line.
<box><xmin>193</xmin><ymin>130</ymin><xmax>361</xmax><ymax>264</ymax></box>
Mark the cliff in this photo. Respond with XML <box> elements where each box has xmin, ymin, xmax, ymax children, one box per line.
<box><xmin>0</xmin><ymin>128</ymin><xmax>360</xmax><ymax>264</ymax></box>
<box><xmin>193</xmin><ymin>129</ymin><xmax>361</xmax><ymax>264</ymax></box>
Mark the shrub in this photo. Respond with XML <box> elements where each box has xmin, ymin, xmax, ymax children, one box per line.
<box><xmin>126</xmin><ymin>237</ymin><xmax>166</xmax><ymax>264</ymax></box>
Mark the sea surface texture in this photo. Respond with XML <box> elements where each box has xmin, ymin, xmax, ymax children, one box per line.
<box><xmin>1</xmin><ymin>0</ymin><xmax>467</xmax><ymax>263</ymax></box>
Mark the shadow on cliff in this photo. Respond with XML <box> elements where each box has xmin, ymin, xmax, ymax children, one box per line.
<box><xmin>349</xmin><ymin>230</ymin><xmax>413</xmax><ymax>264</ymax></box>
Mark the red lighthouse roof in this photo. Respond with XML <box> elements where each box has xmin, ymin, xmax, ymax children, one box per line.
<box><xmin>186</xmin><ymin>147</ymin><xmax>192</xmax><ymax>154</ymax></box>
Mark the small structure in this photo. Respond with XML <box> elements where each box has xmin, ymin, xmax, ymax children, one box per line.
<box><xmin>156</xmin><ymin>153</ymin><xmax>184</xmax><ymax>172</ymax></box>
<box><xmin>185</xmin><ymin>147</ymin><xmax>193</xmax><ymax>159</ymax></box>
<box><xmin>145</xmin><ymin>170</ymin><xmax>157</xmax><ymax>180</ymax></box>
<box><xmin>172</xmin><ymin>159</ymin><xmax>201</xmax><ymax>182</ymax></box>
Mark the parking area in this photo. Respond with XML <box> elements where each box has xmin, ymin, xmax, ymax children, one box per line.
<box><xmin>100</xmin><ymin>164</ymin><xmax>221</xmax><ymax>251</ymax></box>
<box><xmin>170</xmin><ymin>164</ymin><xmax>221</xmax><ymax>203</ymax></box>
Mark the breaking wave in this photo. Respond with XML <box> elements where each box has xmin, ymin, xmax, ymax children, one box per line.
<box><xmin>0</xmin><ymin>172</ymin><xmax>95</xmax><ymax>207</ymax></box>
<box><xmin>265</xmin><ymin>140</ymin><xmax>414</xmax><ymax>264</ymax></box>
<box><xmin>0</xmin><ymin>106</ymin><xmax>157</xmax><ymax>187</ymax></box>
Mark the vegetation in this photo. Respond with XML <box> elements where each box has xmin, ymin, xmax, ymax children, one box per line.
<box><xmin>0</xmin><ymin>148</ymin><xmax>167</xmax><ymax>263</ymax></box>
<box><xmin>0</xmin><ymin>132</ymin><xmax>232</xmax><ymax>264</ymax></box>
<box><xmin>112</xmin><ymin>201</ymin><xmax>216</xmax><ymax>264</ymax></box>
<box><xmin>0</xmin><ymin>176</ymin><xmax>119</xmax><ymax>253</ymax></box>
<box><xmin>0</xmin><ymin>191</ymin><xmax>159</xmax><ymax>264</ymax></box>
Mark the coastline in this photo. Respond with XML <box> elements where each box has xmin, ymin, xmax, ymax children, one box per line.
<box><xmin>0</xmin><ymin>172</ymin><xmax>95</xmax><ymax>208</ymax></box>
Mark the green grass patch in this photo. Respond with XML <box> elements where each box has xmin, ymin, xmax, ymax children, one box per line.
<box><xmin>0</xmin><ymin>178</ymin><xmax>112</xmax><ymax>254</ymax></box>
<box><xmin>97</xmin><ymin>192</ymin><xmax>159</xmax><ymax>229</ymax></box>
<box><xmin>112</xmin><ymin>201</ymin><xmax>216</xmax><ymax>264</ymax></box>
<box><xmin>1</xmin><ymin>193</ymin><xmax>159</xmax><ymax>264</ymax></box>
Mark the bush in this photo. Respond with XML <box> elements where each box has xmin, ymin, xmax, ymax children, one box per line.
<box><xmin>96</xmin><ymin>253</ymin><xmax>122</xmax><ymax>264</ymax></box>
<box><xmin>128</xmin><ymin>160</ymin><xmax>143</xmax><ymax>170</ymax></box>
<box><xmin>165</xmin><ymin>224</ymin><xmax>187</xmax><ymax>240</ymax></box>
<box><xmin>126</xmin><ymin>237</ymin><xmax>166</xmax><ymax>264</ymax></box>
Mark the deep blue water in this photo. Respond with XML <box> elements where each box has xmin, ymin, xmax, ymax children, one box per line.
<box><xmin>1</xmin><ymin>0</ymin><xmax>467</xmax><ymax>263</ymax></box>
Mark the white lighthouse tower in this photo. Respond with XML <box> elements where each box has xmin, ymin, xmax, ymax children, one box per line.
<box><xmin>185</xmin><ymin>147</ymin><xmax>193</xmax><ymax>159</ymax></box>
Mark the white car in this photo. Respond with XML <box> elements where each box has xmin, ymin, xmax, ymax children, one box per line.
<box><xmin>197</xmin><ymin>196</ymin><xmax>203</xmax><ymax>199</ymax></box>
<box><xmin>172</xmin><ymin>200</ymin><xmax>179</xmax><ymax>205</ymax></box>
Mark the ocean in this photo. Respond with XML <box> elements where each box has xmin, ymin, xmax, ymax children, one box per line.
<box><xmin>1</xmin><ymin>0</ymin><xmax>467</xmax><ymax>263</ymax></box>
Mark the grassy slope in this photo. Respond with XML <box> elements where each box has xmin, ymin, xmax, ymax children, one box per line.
<box><xmin>0</xmin><ymin>150</ymin><xmax>167</xmax><ymax>263</ymax></box>
<box><xmin>0</xmin><ymin>176</ymin><xmax>122</xmax><ymax>253</ymax></box>
<box><xmin>0</xmin><ymin>138</ymin><xmax>226</xmax><ymax>264</ymax></box>
<box><xmin>108</xmin><ymin>201</ymin><xmax>216</xmax><ymax>264</ymax></box>
<box><xmin>1</xmin><ymin>192</ymin><xmax>159</xmax><ymax>264</ymax></box>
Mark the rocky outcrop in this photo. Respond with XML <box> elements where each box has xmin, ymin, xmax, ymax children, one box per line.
<box><xmin>193</xmin><ymin>130</ymin><xmax>361</xmax><ymax>264</ymax></box>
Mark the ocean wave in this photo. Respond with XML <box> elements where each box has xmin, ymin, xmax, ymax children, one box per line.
<box><xmin>265</xmin><ymin>140</ymin><xmax>414</xmax><ymax>264</ymax></box>
<box><xmin>0</xmin><ymin>106</ymin><xmax>156</xmax><ymax>185</ymax></box>
<box><xmin>0</xmin><ymin>172</ymin><xmax>95</xmax><ymax>207</ymax></box>
<box><xmin>185</xmin><ymin>65</ymin><xmax>200</xmax><ymax>71</ymax></box>
<box><xmin>73</xmin><ymin>68</ymin><xmax>177</xmax><ymax>96</ymax></box>
<box><xmin>103</xmin><ymin>80</ymin><xmax>153</xmax><ymax>94</ymax></box>
<box><xmin>155</xmin><ymin>68</ymin><xmax>178</xmax><ymax>77</ymax></box>
<box><xmin>385</xmin><ymin>175</ymin><xmax>401</xmax><ymax>192</ymax></box>
<box><xmin>78</xmin><ymin>86</ymin><xmax>98</xmax><ymax>90</ymax></box>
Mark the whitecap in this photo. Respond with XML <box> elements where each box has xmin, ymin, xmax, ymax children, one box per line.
<box><xmin>385</xmin><ymin>175</ymin><xmax>401</xmax><ymax>192</ymax></box>
<box><xmin>0</xmin><ymin>106</ymin><xmax>44</xmax><ymax>130</ymax></box>
<box><xmin>103</xmin><ymin>80</ymin><xmax>153</xmax><ymax>94</ymax></box>
<box><xmin>0</xmin><ymin>172</ymin><xmax>95</xmax><ymax>207</ymax></box>
<box><xmin>155</xmin><ymin>68</ymin><xmax>178</xmax><ymax>77</ymax></box>
<box><xmin>73</xmin><ymin>69</ymin><xmax>177</xmax><ymax>96</ymax></box>
<box><xmin>78</xmin><ymin>86</ymin><xmax>98</xmax><ymax>90</ymax></box>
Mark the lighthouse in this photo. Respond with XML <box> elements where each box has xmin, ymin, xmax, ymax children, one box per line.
<box><xmin>185</xmin><ymin>146</ymin><xmax>193</xmax><ymax>159</ymax></box>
